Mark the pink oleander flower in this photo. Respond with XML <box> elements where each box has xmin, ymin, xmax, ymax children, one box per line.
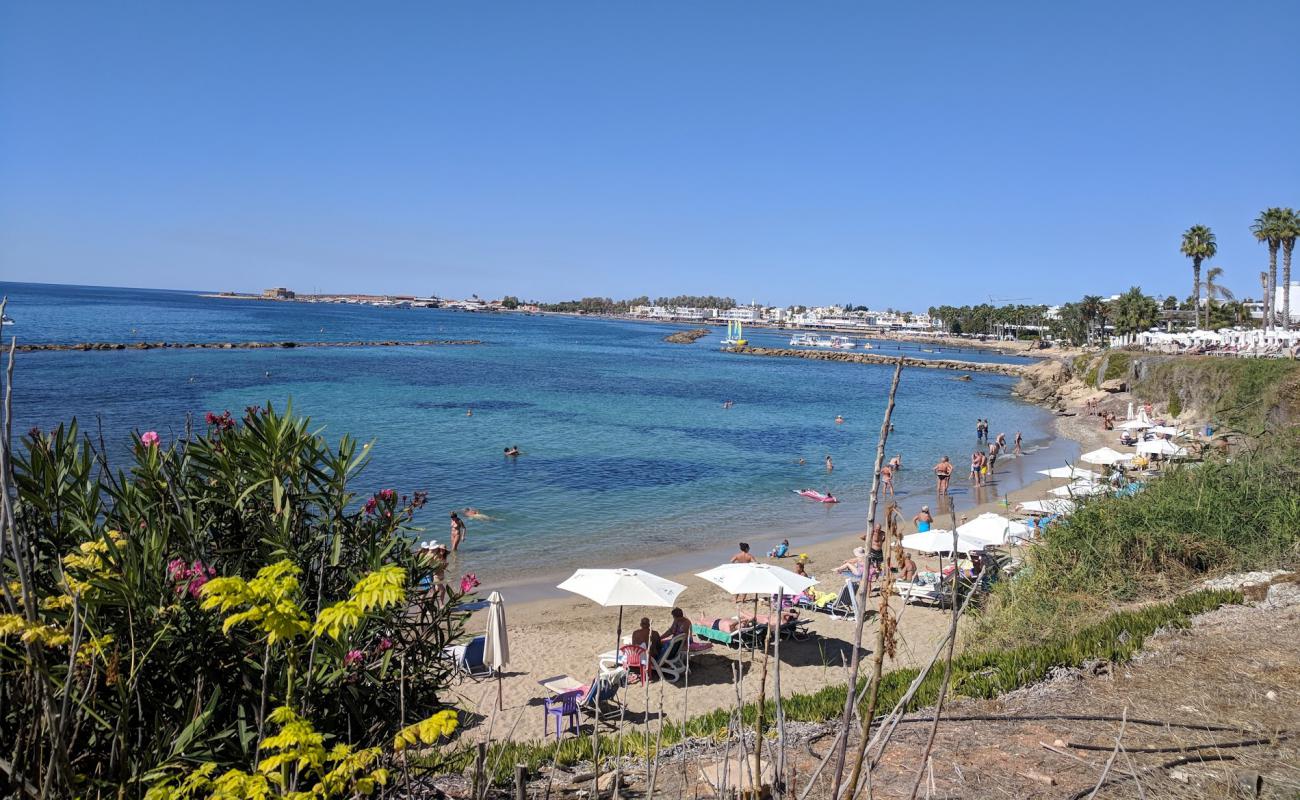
<box><xmin>167</xmin><ymin>558</ymin><xmax>188</xmax><ymax>582</ymax></box>
<box><xmin>363</xmin><ymin>497</ymin><xmax>378</xmax><ymax>515</ymax></box>
<box><xmin>344</xmin><ymin>649</ymin><xmax>365</xmax><ymax>668</ymax></box>
<box><xmin>377</xmin><ymin>637</ymin><xmax>393</xmax><ymax>653</ymax></box>
<box><xmin>379</xmin><ymin>488</ymin><xmax>395</xmax><ymax>501</ymax></box>
<box><xmin>460</xmin><ymin>573</ymin><xmax>480</xmax><ymax>594</ymax></box>
<box><xmin>140</xmin><ymin>431</ymin><xmax>159</xmax><ymax>448</ymax></box>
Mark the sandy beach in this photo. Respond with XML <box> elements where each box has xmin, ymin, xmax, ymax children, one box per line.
<box><xmin>446</xmin><ymin>394</ymin><xmax>1120</xmax><ymax>741</ymax></box>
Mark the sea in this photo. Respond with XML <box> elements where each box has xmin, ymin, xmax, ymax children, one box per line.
<box><xmin>1</xmin><ymin>282</ymin><xmax>1076</xmax><ymax>592</ymax></box>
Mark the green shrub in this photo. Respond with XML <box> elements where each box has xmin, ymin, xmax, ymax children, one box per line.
<box><xmin>1168</xmin><ymin>391</ymin><xmax>1182</xmax><ymax>418</ymax></box>
<box><xmin>972</xmin><ymin>439</ymin><xmax>1300</xmax><ymax>648</ymax></box>
<box><xmin>2</xmin><ymin>407</ymin><xmax>469</xmax><ymax>796</ymax></box>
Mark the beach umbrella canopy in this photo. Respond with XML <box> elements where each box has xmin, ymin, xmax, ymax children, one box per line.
<box><xmin>1049</xmin><ymin>481</ymin><xmax>1106</xmax><ymax>497</ymax></box>
<box><xmin>956</xmin><ymin>512</ymin><xmax>1032</xmax><ymax>546</ymax></box>
<box><xmin>1017</xmin><ymin>499</ymin><xmax>1076</xmax><ymax>516</ymax></box>
<box><xmin>1080</xmin><ymin>447</ymin><xmax>1134</xmax><ymax>466</ymax></box>
<box><xmin>557</xmin><ymin>568</ymin><xmax>686</xmax><ymax>608</ymax></box>
<box><xmin>484</xmin><ymin>591</ymin><xmax>509</xmax><ymax>671</ymax></box>
<box><xmin>901</xmin><ymin>529</ymin><xmax>986</xmax><ymax>554</ymax></box>
<box><xmin>695</xmin><ymin>563</ymin><xmax>817</xmax><ymax>597</ymax></box>
<box><xmin>1117</xmin><ymin>419</ymin><xmax>1153</xmax><ymax>431</ymax></box>
<box><xmin>1136</xmin><ymin>438</ymin><xmax>1189</xmax><ymax>458</ymax></box>
<box><xmin>1148</xmin><ymin>425</ymin><xmax>1183</xmax><ymax>437</ymax></box>
<box><xmin>1038</xmin><ymin>466</ymin><xmax>1104</xmax><ymax>481</ymax></box>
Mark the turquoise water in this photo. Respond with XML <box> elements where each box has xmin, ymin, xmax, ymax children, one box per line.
<box><xmin>3</xmin><ymin>282</ymin><xmax>1071</xmax><ymax>579</ymax></box>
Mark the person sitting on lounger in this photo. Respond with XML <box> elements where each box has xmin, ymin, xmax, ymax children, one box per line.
<box><xmin>631</xmin><ymin>617</ymin><xmax>662</xmax><ymax>659</ymax></box>
<box><xmin>901</xmin><ymin>553</ymin><xmax>918</xmax><ymax>582</ymax></box>
<box><xmin>835</xmin><ymin>547</ymin><xmax>867</xmax><ymax>577</ymax></box>
<box><xmin>768</xmin><ymin>539</ymin><xmax>790</xmax><ymax>558</ymax></box>
<box><xmin>665</xmin><ymin>607</ymin><xmax>690</xmax><ymax>639</ymax></box>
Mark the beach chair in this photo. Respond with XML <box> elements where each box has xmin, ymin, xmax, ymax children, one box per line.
<box><xmin>539</xmin><ymin>668</ymin><xmax>626</xmax><ymax>727</ymax></box>
<box><xmin>690</xmin><ymin>619</ymin><xmax>767</xmax><ymax>650</ymax></box>
<box><xmin>542</xmin><ymin>690</ymin><xmax>581</xmax><ymax>739</ymax></box>
<box><xmin>651</xmin><ymin>633</ymin><xmax>688</xmax><ymax>683</ymax></box>
<box><xmin>444</xmin><ymin>635</ymin><xmax>492</xmax><ymax>678</ymax></box>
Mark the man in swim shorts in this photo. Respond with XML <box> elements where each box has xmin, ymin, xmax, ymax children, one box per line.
<box><xmin>934</xmin><ymin>456</ymin><xmax>952</xmax><ymax>496</ymax></box>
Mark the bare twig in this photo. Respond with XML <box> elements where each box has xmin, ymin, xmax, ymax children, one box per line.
<box><xmin>1084</xmin><ymin>707</ymin><xmax>1127</xmax><ymax>800</ymax></box>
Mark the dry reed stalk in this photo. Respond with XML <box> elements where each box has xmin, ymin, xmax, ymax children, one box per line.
<box><xmin>828</xmin><ymin>357</ymin><xmax>904</xmax><ymax>799</ymax></box>
<box><xmin>906</xmin><ymin>499</ymin><xmax>963</xmax><ymax>800</ymax></box>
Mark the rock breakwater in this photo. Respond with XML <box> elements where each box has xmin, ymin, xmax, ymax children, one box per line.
<box><xmin>724</xmin><ymin>346</ymin><xmax>1028</xmax><ymax>376</ymax></box>
<box><xmin>15</xmin><ymin>339</ymin><xmax>482</xmax><ymax>354</ymax></box>
<box><xmin>663</xmin><ymin>328</ymin><xmax>712</xmax><ymax>344</ymax></box>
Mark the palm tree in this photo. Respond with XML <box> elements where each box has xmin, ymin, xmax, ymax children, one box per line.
<box><xmin>1079</xmin><ymin>295</ymin><xmax>1103</xmax><ymax>345</ymax></box>
<box><xmin>1205</xmin><ymin>266</ymin><xmax>1234</xmax><ymax>327</ymax></box>
<box><xmin>1277</xmin><ymin>208</ymin><xmax>1298</xmax><ymax>329</ymax></box>
<box><xmin>1260</xmin><ymin>271</ymin><xmax>1270</xmax><ymax>327</ymax></box>
<box><xmin>1180</xmin><ymin>225</ymin><xmax>1216</xmax><ymax>329</ymax></box>
<box><xmin>1252</xmin><ymin>209</ymin><xmax>1286</xmax><ymax>329</ymax></box>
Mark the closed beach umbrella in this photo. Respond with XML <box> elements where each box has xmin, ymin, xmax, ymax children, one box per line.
<box><xmin>900</xmin><ymin>529</ymin><xmax>986</xmax><ymax>554</ymax></box>
<box><xmin>1080</xmin><ymin>447</ymin><xmax>1134</xmax><ymax>466</ymax></box>
<box><xmin>1037</xmin><ymin>466</ymin><xmax>1104</xmax><ymax>481</ymax></box>
<box><xmin>956</xmin><ymin>512</ymin><xmax>1032</xmax><ymax>546</ymax></box>
<box><xmin>484</xmin><ymin>591</ymin><xmax>509</xmax><ymax>709</ymax></box>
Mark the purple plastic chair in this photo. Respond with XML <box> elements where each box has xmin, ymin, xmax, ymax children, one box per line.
<box><xmin>543</xmin><ymin>690</ymin><xmax>581</xmax><ymax>739</ymax></box>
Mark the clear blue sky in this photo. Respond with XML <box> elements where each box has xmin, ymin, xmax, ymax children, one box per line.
<box><xmin>2</xmin><ymin>2</ymin><xmax>1297</xmax><ymax>308</ymax></box>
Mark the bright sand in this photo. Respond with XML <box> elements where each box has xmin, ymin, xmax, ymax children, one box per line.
<box><xmin>446</xmin><ymin>408</ymin><xmax>1118</xmax><ymax>741</ymax></box>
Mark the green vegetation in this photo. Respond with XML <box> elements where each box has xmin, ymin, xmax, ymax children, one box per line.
<box><xmin>973</xmin><ymin>441</ymin><xmax>1300</xmax><ymax>649</ymax></box>
<box><xmin>539</xmin><ymin>295</ymin><xmax>737</xmax><ymax>313</ymax></box>
<box><xmin>1102</xmin><ymin>350</ymin><xmax>1130</xmax><ymax>382</ymax></box>
<box><xmin>444</xmin><ymin>589</ymin><xmax>1241</xmax><ymax>784</ymax></box>
<box><xmin>2</xmin><ymin>407</ymin><xmax>470</xmax><ymax>797</ymax></box>
<box><xmin>1136</xmin><ymin>357</ymin><xmax>1300</xmax><ymax>433</ymax></box>
<box><xmin>1180</xmin><ymin>224</ymin><xmax>1217</xmax><ymax>329</ymax></box>
<box><xmin>925</xmin><ymin>302</ymin><xmax>1049</xmax><ymax>337</ymax></box>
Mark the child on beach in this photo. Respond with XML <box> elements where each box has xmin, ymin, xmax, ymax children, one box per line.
<box><xmin>768</xmin><ymin>539</ymin><xmax>790</xmax><ymax>558</ymax></box>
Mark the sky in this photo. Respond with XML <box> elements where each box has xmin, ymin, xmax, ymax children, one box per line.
<box><xmin>2</xmin><ymin>2</ymin><xmax>1298</xmax><ymax>308</ymax></box>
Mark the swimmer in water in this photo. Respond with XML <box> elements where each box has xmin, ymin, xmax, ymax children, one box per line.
<box><xmin>504</xmin><ymin>446</ymin><xmax>520</xmax><ymax>457</ymax></box>
<box><xmin>462</xmin><ymin>507</ymin><xmax>496</xmax><ymax>521</ymax></box>
<box><xmin>466</xmin><ymin>409</ymin><xmax>473</xmax><ymax>417</ymax></box>
<box><xmin>835</xmin><ymin>415</ymin><xmax>844</xmax><ymax>424</ymax></box>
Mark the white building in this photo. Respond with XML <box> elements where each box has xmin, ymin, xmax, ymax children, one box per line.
<box><xmin>718</xmin><ymin>307</ymin><xmax>762</xmax><ymax>323</ymax></box>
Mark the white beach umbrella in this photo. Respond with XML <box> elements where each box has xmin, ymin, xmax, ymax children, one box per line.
<box><xmin>1136</xmin><ymin>438</ymin><xmax>1189</xmax><ymax>458</ymax></box>
<box><xmin>695</xmin><ymin>563</ymin><xmax>817</xmax><ymax>597</ymax></box>
<box><xmin>957</xmin><ymin>512</ymin><xmax>1033</xmax><ymax>546</ymax></box>
<box><xmin>558</xmin><ymin>568</ymin><xmax>686</xmax><ymax>608</ymax></box>
<box><xmin>901</xmin><ymin>529</ymin><xmax>986</xmax><ymax>554</ymax></box>
<box><xmin>1037</xmin><ymin>466</ymin><xmax>1104</xmax><ymax>482</ymax></box>
<box><xmin>1018</xmin><ymin>499</ymin><xmax>1076</xmax><ymax>516</ymax></box>
<box><xmin>1148</xmin><ymin>425</ymin><xmax>1182</xmax><ymax>437</ymax></box>
<box><xmin>1049</xmin><ymin>481</ymin><xmax>1106</xmax><ymax>497</ymax></box>
<box><xmin>1117</xmin><ymin>419</ymin><xmax>1153</xmax><ymax>431</ymax></box>
<box><xmin>484</xmin><ymin>591</ymin><xmax>510</xmax><ymax>709</ymax></box>
<box><xmin>1080</xmin><ymin>447</ymin><xmax>1134</xmax><ymax>466</ymax></box>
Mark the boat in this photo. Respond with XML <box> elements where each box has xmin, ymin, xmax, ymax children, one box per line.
<box><xmin>789</xmin><ymin>332</ymin><xmax>817</xmax><ymax>346</ymax></box>
<box><xmin>793</xmin><ymin>489</ymin><xmax>838</xmax><ymax>503</ymax></box>
<box><xmin>1</xmin><ymin>315</ymin><xmax>12</xmax><ymax>326</ymax></box>
<box><xmin>721</xmin><ymin>319</ymin><xmax>748</xmax><ymax>348</ymax></box>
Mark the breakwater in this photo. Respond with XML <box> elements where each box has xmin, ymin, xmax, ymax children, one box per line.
<box><xmin>663</xmin><ymin>328</ymin><xmax>711</xmax><ymax>344</ymax></box>
<box><xmin>724</xmin><ymin>345</ymin><xmax>1028</xmax><ymax>376</ymax></box>
<box><xmin>14</xmin><ymin>339</ymin><xmax>482</xmax><ymax>353</ymax></box>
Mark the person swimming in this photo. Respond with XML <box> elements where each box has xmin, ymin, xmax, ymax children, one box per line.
<box><xmin>835</xmin><ymin>414</ymin><xmax>844</xmax><ymax>424</ymax></box>
<box><xmin>504</xmin><ymin>445</ymin><xmax>520</xmax><ymax>457</ymax></box>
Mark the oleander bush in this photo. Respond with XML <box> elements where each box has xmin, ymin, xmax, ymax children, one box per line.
<box><xmin>1</xmin><ymin>405</ymin><xmax>470</xmax><ymax>797</ymax></box>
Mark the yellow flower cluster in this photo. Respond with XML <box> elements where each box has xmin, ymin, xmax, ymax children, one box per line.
<box><xmin>146</xmin><ymin>707</ymin><xmax>389</xmax><ymax>799</ymax></box>
<box><xmin>62</xmin><ymin>529</ymin><xmax>125</xmax><ymax>596</ymax></box>
<box><xmin>312</xmin><ymin>565</ymin><xmax>406</xmax><ymax>641</ymax></box>
<box><xmin>392</xmin><ymin>709</ymin><xmax>458</xmax><ymax>751</ymax></box>
<box><xmin>200</xmin><ymin>561</ymin><xmax>310</xmax><ymax>646</ymax></box>
<box><xmin>0</xmin><ymin>613</ymin><xmax>71</xmax><ymax>647</ymax></box>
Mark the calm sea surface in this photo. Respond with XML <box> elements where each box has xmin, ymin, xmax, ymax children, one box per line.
<box><xmin>2</xmin><ymin>282</ymin><xmax>1073</xmax><ymax>583</ymax></box>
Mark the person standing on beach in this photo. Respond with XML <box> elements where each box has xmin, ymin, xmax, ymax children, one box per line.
<box><xmin>731</xmin><ymin>542</ymin><xmax>756</xmax><ymax>564</ymax></box>
<box><xmin>880</xmin><ymin>464</ymin><xmax>894</xmax><ymax>497</ymax></box>
<box><xmin>825</xmin><ymin>454</ymin><xmax>834</xmax><ymax>472</ymax></box>
<box><xmin>912</xmin><ymin>506</ymin><xmax>933</xmax><ymax>532</ymax></box>
<box><xmin>987</xmin><ymin>439</ymin><xmax>1000</xmax><ymax>472</ymax></box>
<box><xmin>449</xmin><ymin>511</ymin><xmax>466</xmax><ymax>552</ymax></box>
<box><xmin>1014</xmin><ymin>431</ymin><xmax>1022</xmax><ymax>455</ymax></box>
<box><xmin>934</xmin><ymin>456</ymin><xmax>953</xmax><ymax>496</ymax></box>
<box><xmin>969</xmin><ymin>451</ymin><xmax>981</xmax><ymax>483</ymax></box>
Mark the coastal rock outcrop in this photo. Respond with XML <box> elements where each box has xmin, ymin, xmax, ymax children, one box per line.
<box><xmin>662</xmin><ymin>328</ymin><xmax>711</xmax><ymax>344</ymax></box>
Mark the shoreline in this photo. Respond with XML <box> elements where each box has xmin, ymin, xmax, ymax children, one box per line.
<box><xmin>446</xmin><ymin>377</ymin><xmax>1107</xmax><ymax>738</ymax></box>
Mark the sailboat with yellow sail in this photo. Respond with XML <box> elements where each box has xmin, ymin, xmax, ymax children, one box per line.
<box><xmin>720</xmin><ymin>319</ymin><xmax>748</xmax><ymax>348</ymax></box>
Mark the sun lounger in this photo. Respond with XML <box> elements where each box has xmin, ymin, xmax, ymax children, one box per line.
<box><xmin>444</xmin><ymin>635</ymin><xmax>492</xmax><ymax>678</ymax></box>
<box><xmin>651</xmin><ymin>633</ymin><xmax>689</xmax><ymax>683</ymax></box>
<box><xmin>690</xmin><ymin>620</ymin><xmax>770</xmax><ymax>650</ymax></box>
<box><xmin>893</xmin><ymin>573</ymin><xmax>949</xmax><ymax>607</ymax></box>
<box><xmin>540</xmin><ymin>668</ymin><xmax>626</xmax><ymax>724</ymax></box>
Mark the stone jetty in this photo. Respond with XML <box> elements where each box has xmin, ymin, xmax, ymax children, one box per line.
<box><xmin>723</xmin><ymin>345</ymin><xmax>1029</xmax><ymax>376</ymax></box>
<box><xmin>662</xmin><ymin>328</ymin><xmax>712</xmax><ymax>344</ymax></box>
<box><xmin>15</xmin><ymin>339</ymin><xmax>482</xmax><ymax>354</ymax></box>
